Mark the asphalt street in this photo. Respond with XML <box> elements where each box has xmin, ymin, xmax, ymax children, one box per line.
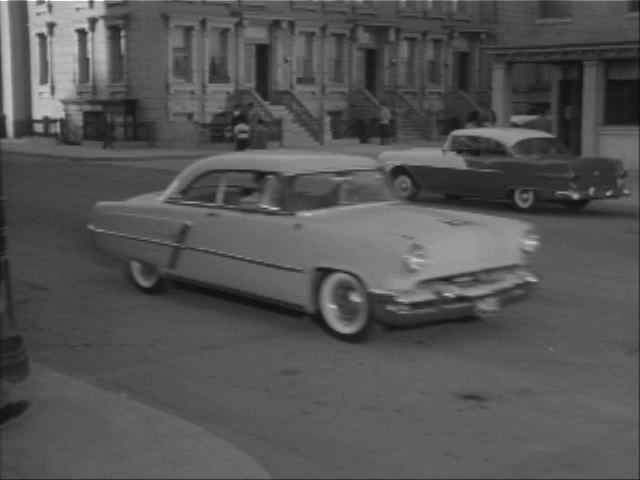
<box><xmin>3</xmin><ymin>152</ymin><xmax>639</xmax><ymax>479</ymax></box>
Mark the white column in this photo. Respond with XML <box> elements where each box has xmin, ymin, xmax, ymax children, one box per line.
<box><xmin>289</xmin><ymin>23</ymin><xmax>297</xmax><ymax>91</ymax></box>
<box><xmin>88</xmin><ymin>17</ymin><xmax>97</xmax><ymax>96</ymax></box>
<box><xmin>491</xmin><ymin>59</ymin><xmax>512</xmax><ymax>127</ymax></box>
<box><xmin>235</xmin><ymin>20</ymin><xmax>245</xmax><ymax>89</ymax></box>
<box><xmin>581</xmin><ymin>60</ymin><xmax>604</xmax><ymax>157</ymax></box>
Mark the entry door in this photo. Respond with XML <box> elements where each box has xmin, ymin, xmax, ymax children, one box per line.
<box><xmin>453</xmin><ymin>52</ymin><xmax>470</xmax><ymax>91</ymax></box>
<box><xmin>557</xmin><ymin>63</ymin><xmax>583</xmax><ymax>155</ymax></box>
<box><xmin>255</xmin><ymin>44</ymin><xmax>271</xmax><ymax>101</ymax></box>
<box><xmin>365</xmin><ymin>49</ymin><xmax>377</xmax><ymax>95</ymax></box>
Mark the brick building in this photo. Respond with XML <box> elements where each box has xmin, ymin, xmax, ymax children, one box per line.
<box><xmin>26</xmin><ymin>0</ymin><xmax>496</xmax><ymax>146</ymax></box>
<box><xmin>486</xmin><ymin>0</ymin><xmax>639</xmax><ymax>169</ymax></box>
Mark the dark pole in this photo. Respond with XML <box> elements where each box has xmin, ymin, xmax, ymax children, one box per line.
<box><xmin>0</xmin><ymin>149</ymin><xmax>16</xmax><ymax>329</ymax></box>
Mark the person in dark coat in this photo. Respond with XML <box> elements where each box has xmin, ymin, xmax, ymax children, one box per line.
<box><xmin>251</xmin><ymin>119</ymin><xmax>269</xmax><ymax>149</ymax></box>
<box><xmin>102</xmin><ymin>115</ymin><xmax>116</xmax><ymax>149</ymax></box>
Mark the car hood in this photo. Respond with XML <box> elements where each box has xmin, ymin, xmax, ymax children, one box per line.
<box><xmin>303</xmin><ymin>202</ymin><xmax>528</xmax><ymax>273</ymax></box>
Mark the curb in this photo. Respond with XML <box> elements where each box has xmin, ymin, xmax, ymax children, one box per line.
<box><xmin>0</xmin><ymin>363</ymin><xmax>271</xmax><ymax>479</ymax></box>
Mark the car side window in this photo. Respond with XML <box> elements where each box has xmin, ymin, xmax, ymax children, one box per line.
<box><xmin>451</xmin><ymin>136</ymin><xmax>481</xmax><ymax>156</ymax></box>
<box><xmin>220</xmin><ymin>171</ymin><xmax>283</xmax><ymax>212</ymax></box>
<box><xmin>476</xmin><ymin>137</ymin><xmax>509</xmax><ymax>156</ymax></box>
<box><xmin>178</xmin><ymin>171</ymin><xmax>224</xmax><ymax>204</ymax></box>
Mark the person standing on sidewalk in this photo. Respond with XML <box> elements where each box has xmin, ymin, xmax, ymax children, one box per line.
<box><xmin>233</xmin><ymin>116</ymin><xmax>251</xmax><ymax>151</ymax></box>
<box><xmin>102</xmin><ymin>115</ymin><xmax>116</xmax><ymax>149</ymax></box>
<box><xmin>378</xmin><ymin>103</ymin><xmax>392</xmax><ymax>145</ymax></box>
<box><xmin>250</xmin><ymin>119</ymin><xmax>268</xmax><ymax>150</ymax></box>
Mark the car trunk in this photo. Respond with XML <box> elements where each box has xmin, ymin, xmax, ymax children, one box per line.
<box><xmin>569</xmin><ymin>157</ymin><xmax>623</xmax><ymax>186</ymax></box>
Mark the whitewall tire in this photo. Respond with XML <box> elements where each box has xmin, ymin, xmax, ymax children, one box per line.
<box><xmin>392</xmin><ymin>173</ymin><xmax>419</xmax><ymax>201</ymax></box>
<box><xmin>511</xmin><ymin>188</ymin><xmax>538</xmax><ymax>211</ymax></box>
<box><xmin>317</xmin><ymin>271</ymin><xmax>374</xmax><ymax>342</ymax></box>
<box><xmin>126</xmin><ymin>260</ymin><xmax>167</xmax><ymax>294</ymax></box>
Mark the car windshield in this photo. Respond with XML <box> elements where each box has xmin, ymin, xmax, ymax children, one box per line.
<box><xmin>290</xmin><ymin>169</ymin><xmax>396</xmax><ymax>212</ymax></box>
<box><xmin>512</xmin><ymin>137</ymin><xmax>571</xmax><ymax>156</ymax></box>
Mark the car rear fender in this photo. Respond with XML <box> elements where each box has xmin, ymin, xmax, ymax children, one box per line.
<box><xmin>89</xmin><ymin>203</ymin><xmax>191</xmax><ymax>269</ymax></box>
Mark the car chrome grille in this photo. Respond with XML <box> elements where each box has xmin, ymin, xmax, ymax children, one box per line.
<box><xmin>419</xmin><ymin>266</ymin><xmax>516</xmax><ymax>289</ymax></box>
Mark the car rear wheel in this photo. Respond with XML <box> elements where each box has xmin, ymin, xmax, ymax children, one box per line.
<box><xmin>392</xmin><ymin>172</ymin><xmax>419</xmax><ymax>201</ymax></box>
<box><xmin>317</xmin><ymin>271</ymin><xmax>374</xmax><ymax>342</ymax></box>
<box><xmin>511</xmin><ymin>188</ymin><xmax>538</xmax><ymax>211</ymax></box>
<box><xmin>562</xmin><ymin>199</ymin><xmax>590</xmax><ymax>211</ymax></box>
<box><xmin>125</xmin><ymin>260</ymin><xmax>167</xmax><ymax>294</ymax></box>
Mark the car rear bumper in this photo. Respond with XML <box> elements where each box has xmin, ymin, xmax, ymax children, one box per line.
<box><xmin>369</xmin><ymin>269</ymin><xmax>538</xmax><ymax>327</ymax></box>
<box><xmin>553</xmin><ymin>185</ymin><xmax>630</xmax><ymax>201</ymax></box>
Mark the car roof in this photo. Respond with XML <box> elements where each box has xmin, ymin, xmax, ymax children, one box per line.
<box><xmin>450</xmin><ymin>127</ymin><xmax>555</xmax><ymax>146</ymax></box>
<box><xmin>179</xmin><ymin>150</ymin><xmax>379</xmax><ymax>177</ymax></box>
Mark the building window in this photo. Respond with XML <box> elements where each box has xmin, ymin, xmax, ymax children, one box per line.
<box><xmin>327</xmin><ymin>33</ymin><xmax>346</xmax><ymax>84</ymax></box>
<box><xmin>480</xmin><ymin>0</ymin><xmax>498</xmax><ymax>22</ymax></box>
<box><xmin>208</xmin><ymin>28</ymin><xmax>230</xmax><ymax>84</ymax></box>
<box><xmin>37</xmin><ymin>33</ymin><xmax>49</xmax><ymax>85</ymax></box>
<box><xmin>296</xmin><ymin>32</ymin><xmax>315</xmax><ymax>85</ymax></box>
<box><xmin>538</xmin><ymin>0</ymin><xmax>571</xmax><ymax>19</ymax></box>
<box><xmin>604</xmin><ymin>60</ymin><xmax>639</xmax><ymax>125</ymax></box>
<box><xmin>629</xmin><ymin>0</ymin><xmax>639</xmax><ymax>12</ymax></box>
<box><xmin>428</xmin><ymin>39</ymin><xmax>443</xmax><ymax>85</ymax></box>
<box><xmin>400</xmin><ymin>38</ymin><xmax>417</xmax><ymax>87</ymax></box>
<box><xmin>171</xmin><ymin>26</ymin><xmax>194</xmax><ymax>83</ymax></box>
<box><xmin>108</xmin><ymin>26</ymin><xmax>124</xmax><ymax>83</ymax></box>
<box><xmin>453</xmin><ymin>0</ymin><xmax>469</xmax><ymax>15</ymax></box>
<box><xmin>402</xmin><ymin>0</ymin><xmax>418</xmax><ymax>9</ymax></box>
<box><xmin>428</xmin><ymin>0</ymin><xmax>446</xmax><ymax>14</ymax></box>
<box><xmin>76</xmin><ymin>29</ymin><xmax>90</xmax><ymax>84</ymax></box>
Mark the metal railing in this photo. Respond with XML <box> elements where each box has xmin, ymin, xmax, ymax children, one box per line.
<box><xmin>271</xmin><ymin>90</ymin><xmax>321</xmax><ymax>143</ymax></box>
<box><xmin>233</xmin><ymin>89</ymin><xmax>284</xmax><ymax>145</ymax></box>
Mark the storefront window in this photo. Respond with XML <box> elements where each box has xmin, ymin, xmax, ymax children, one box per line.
<box><xmin>604</xmin><ymin>60</ymin><xmax>639</xmax><ymax>125</ymax></box>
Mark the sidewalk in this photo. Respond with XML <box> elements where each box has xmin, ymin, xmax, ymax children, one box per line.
<box><xmin>0</xmin><ymin>136</ymin><xmax>441</xmax><ymax>162</ymax></box>
<box><xmin>0</xmin><ymin>363</ymin><xmax>271</xmax><ymax>479</ymax></box>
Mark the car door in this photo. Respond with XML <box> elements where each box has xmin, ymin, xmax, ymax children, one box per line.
<box><xmin>162</xmin><ymin>169</ymin><xmax>233</xmax><ymax>284</ymax></box>
<box><xmin>475</xmin><ymin>137</ymin><xmax>513</xmax><ymax>198</ymax></box>
<box><xmin>178</xmin><ymin>170</ymin><xmax>308</xmax><ymax>306</ymax></box>
<box><xmin>450</xmin><ymin>135</ymin><xmax>500</xmax><ymax>197</ymax></box>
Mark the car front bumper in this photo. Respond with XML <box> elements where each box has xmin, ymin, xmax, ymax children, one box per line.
<box><xmin>369</xmin><ymin>269</ymin><xmax>538</xmax><ymax>327</ymax></box>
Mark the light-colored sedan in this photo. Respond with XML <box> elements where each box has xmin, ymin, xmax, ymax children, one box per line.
<box><xmin>88</xmin><ymin>150</ymin><xmax>540</xmax><ymax>342</ymax></box>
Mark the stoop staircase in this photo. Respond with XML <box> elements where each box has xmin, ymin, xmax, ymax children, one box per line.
<box><xmin>267</xmin><ymin>101</ymin><xmax>319</xmax><ymax>148</ymax></box>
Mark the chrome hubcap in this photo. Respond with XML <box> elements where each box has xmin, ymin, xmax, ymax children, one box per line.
<box><xmin>515</xmin><ymin>190</ymin><xmax>534</xmax><ymax>207</ymax></box>
<box><xmin>331</xmin><ymin>282</ymin><xmax>364</xmax><ymax>322</ymax></box>
<box><xmin>394</xmin><ymin>176</ymin><xmax>413</xmax><ymax>197</ymax></box>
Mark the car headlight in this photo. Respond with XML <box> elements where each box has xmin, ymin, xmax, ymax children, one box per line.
<box><xmin>519</xmin><ymin>230</ymin><xmax>540</xmax><ymax>254</ymax></box>
<box><xmin>403</xmin><ymin>243</ymin><xmax>427</xmax><ymax>273</ymax></box>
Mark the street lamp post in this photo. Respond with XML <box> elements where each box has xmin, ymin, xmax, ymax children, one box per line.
<box><xmin>0</xmin><ymin>149</ymin><xmax>16</xmax><ymax>328</ymax></box>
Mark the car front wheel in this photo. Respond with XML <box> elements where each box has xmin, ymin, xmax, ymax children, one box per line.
<box><xmin>511</xmin><ymin>188</ymin><xmax>538</xmax><ymax>211</ymax></box>
<box><xmin>317</xmin><ymin>271</ymin><xmax>374</xmax><ymax>342</ymax></box>
<box><xmin>392</xmin><ymin>172</ymin><xmax>419</xmax><ymax>201</ymax></box>
<box><xmin>125</xmin><ymin>260</ymin><xmax>167</xmax><ymax>294</ymax></box>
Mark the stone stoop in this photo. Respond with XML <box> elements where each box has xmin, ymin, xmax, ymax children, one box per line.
<box><xmin>268</xmin><ymin>103</ymin><xmax>319</xmax><ymax>147</ymax></box>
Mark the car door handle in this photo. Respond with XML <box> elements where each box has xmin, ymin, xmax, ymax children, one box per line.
<box><xmin>205</xmin><ymin>211</ymin><xmax>219</xmax><ymax>217</ymax></box>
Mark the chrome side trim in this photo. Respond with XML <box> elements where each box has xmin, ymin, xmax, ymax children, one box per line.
<box><xmin>185</xmin><ymin>245</ymin><xmax>304</xmax><ymax>273</ymax></box>
<box><xmin>88</xmin><ymin>225</ymin><xmax>305</xmax><ymax>274</ymax></box>
<box><xmin>88</xmin><ymin>225</ymin><xmax>182</xmax><ymax>249</ymax></box>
